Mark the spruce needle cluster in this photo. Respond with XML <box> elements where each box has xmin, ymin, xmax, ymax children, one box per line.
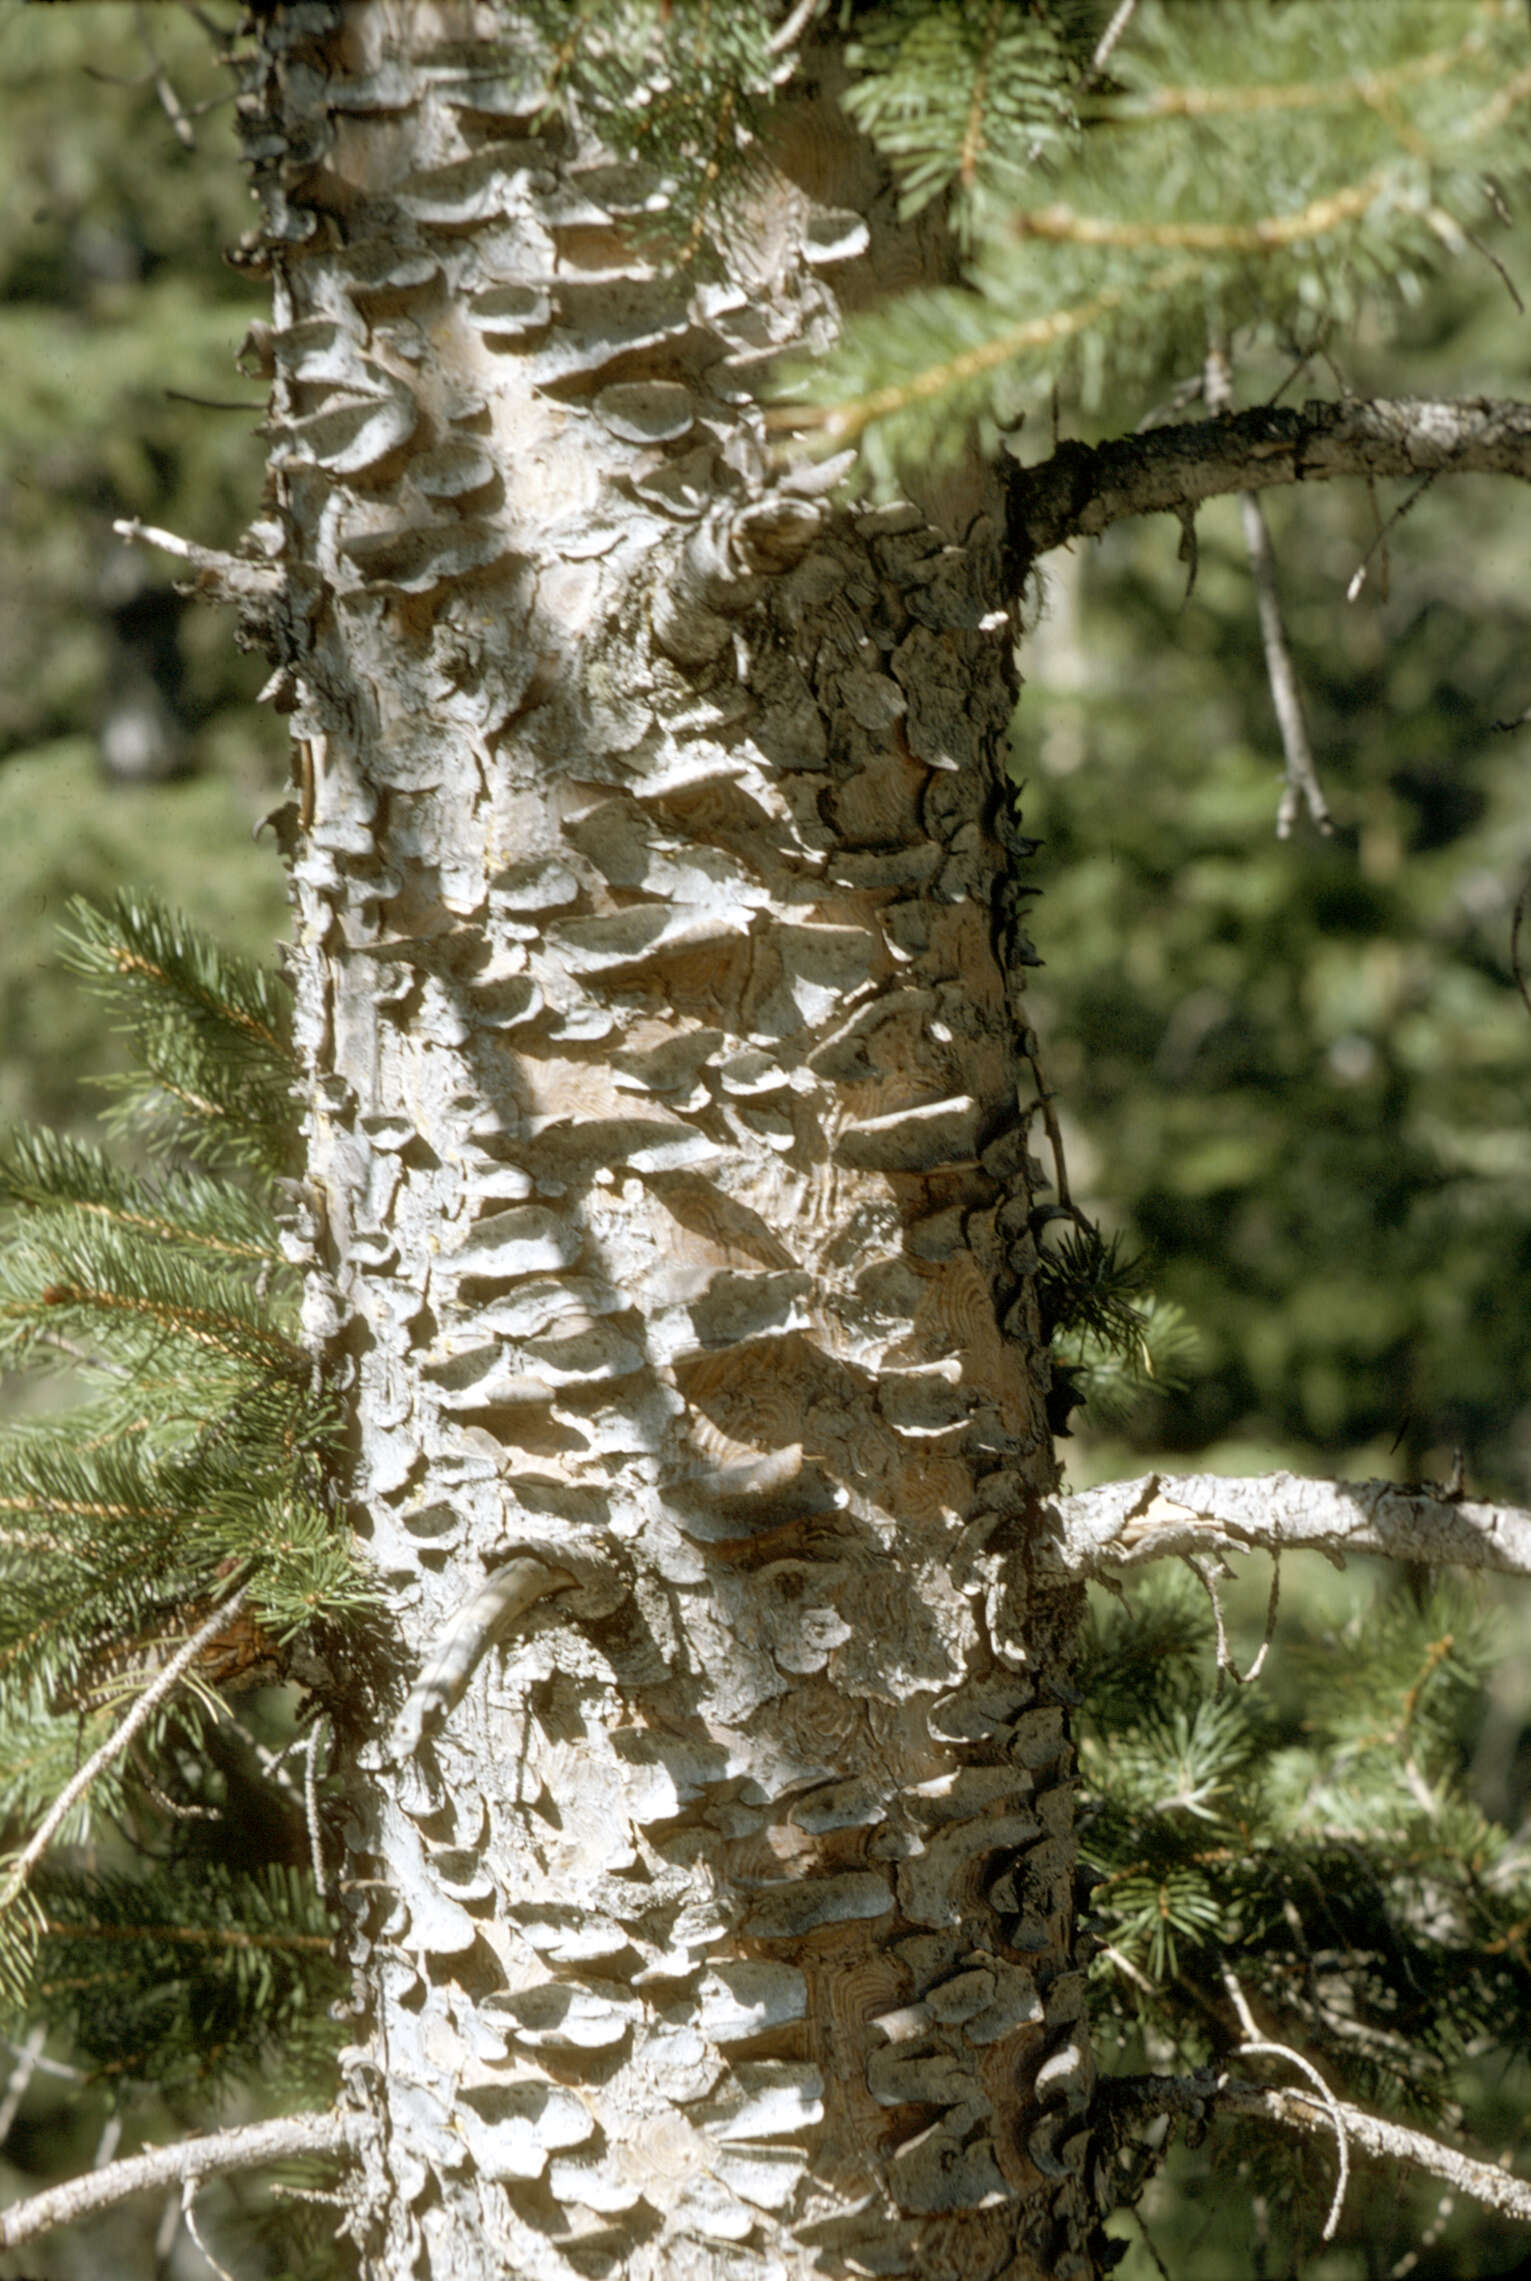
<box><xmin>776</xmin><ymin>0</ymin><xmax>1531</xmax><ymax>486</ymax></box>
<box><xmin>1082</xmin><ymin>1570</ymin><xmax>1531</xmax><ymax>2141</ymax></box>
<box><xmin>0</xmin><ymin>897</ymin><xmax>368</xmax><ymax>2135</ymax></box>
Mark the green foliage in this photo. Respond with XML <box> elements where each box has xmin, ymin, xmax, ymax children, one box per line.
<box><xmin>779</xmin><ymin>0</ymin><xmax>1531</xmax><ymax>484</ymax></box>
<box><xmin>0</xmin><ymin>738</ymin><xmax>290</xmax><ymax>1141</ymax></box>
<box><xmin>1022</xmin><ymin>259</ymin><xmax>1531</xmax><ymax>2273</ymax></box>
<box><xmin>30</xmin><ymin>1860</ymin><xmax>344</xmax><ymax>2103</ymax></box>
<box><xmin>842</xmin><ymin>0</ymin><xmax>1089</xmax><ymax>227</ymax></box>
<box><xmin>1021</xmin><ymin>339</ymin><xmax>1531</xmax><ymax>1491</ymax></box>
<box><xmin>482</xmin><ymin>0</ymin><xmax>789</xmax><ymax>257</ymax></box>
<box><xmin>1084</xmin><ymin>1565</ymin><xmax>1531</xmax><ymax>2267</ymax></box>
<box><xmin>1036</xmin><ymin>1218</ymin><xmax>1199</xmax><ymax>1430</ymax></box>
<box><xmin>61</xmin><ymin>892</ymin><xmax>299</xmax><ymax>1172</ymax></box>
<box><xmin>0</xmin><ymin>900</ymin><xmax>367</xmax><ymax>2124</ymax></box>
<box><xmin>0</xmin><ymin>7</ymin><xmax>276</xmax><ymax>766</ymax></box>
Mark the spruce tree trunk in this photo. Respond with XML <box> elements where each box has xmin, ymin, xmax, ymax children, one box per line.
<box><xmin>241</xmin><ymin>7</ymin><xmax>1089</xmax><ymax>2275</ymax></box>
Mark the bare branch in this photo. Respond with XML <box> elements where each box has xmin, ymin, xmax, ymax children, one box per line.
<box><xmin>1223</xmin><ymin>1968</ymin><xmax>1350</xmax><ymax>2242</ymax></box>
<box><xmin>134</xmin><ymin>0</ymin><xmax>196</xmax><ymax>146</ymax></box>
<box><xmin>768</xmin><ymin>0</ymin><xmax>822</xmax><ymax>56</ymax></box>
<box><xmin>1084</xmin><ymin>0</ymin><xmax>1139</xmax><ymax>88</ymax></box>
<box><xmin>111</xmin><ymin>518</ymin><xmax>281</xmax><ymax>608</ymax></box>
<box><xmin>0</xmin><ymin>2112</ymin><xmax>364</xmax><ymax>2253</ymax></box>
<box><xmin>0</xmin><ymin>1584</ymin><xmax>249</xmax><ymax>1909</ymax></box>
<box><xmin>1008</xmin><ymin>395</ymin><xmax>1531</xmax><ymax>561</ymax></box>
<box><xmin>1219</xmin><ymin>2081</ymin><xmax>1531</xmax><ymax>2226</ymax></box>
<box><xmin>1108</xmin><ymin>2070</ymin><xmax>1531</xmax><ymax>2228</ymax></box>
<box><xmin>304</xmin><ymin>1713</ymin><xmax>329</xmax><ymax>1899</ymax></box>
<box><xmin>1042</xmin><ymin>1470</ymin><xmax>1531</xmax><ymax>1582</ymax></box>
<box><xmin>0</xmin><ymin>2027</ymin><xmax>46</xmax><ymax>2151</ymax></box>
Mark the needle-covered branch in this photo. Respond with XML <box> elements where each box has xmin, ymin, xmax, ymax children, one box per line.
<box><xmin>1043</xmin><ymin>1470</ymin><xmax>1531</xmax><ymax>1581</ymax></box>
<box><xmin>0</xmin><ymin>2110</ymin><xmax>364</xmax><ymax>2252</ymax></box>
<box><xmin>1008</xmin><ymin>395</ymin><xmax>1531</xmax><ymax>560</ymax></box>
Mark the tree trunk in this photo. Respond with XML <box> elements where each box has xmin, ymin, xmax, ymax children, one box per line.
<box><xmin>241</xmin><ymin>7</ymin><xmax>1087</xmax><ymax>2274</ymax></box>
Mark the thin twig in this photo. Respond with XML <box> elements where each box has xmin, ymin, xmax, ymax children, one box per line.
<box><xmin>1101</xmin><ymin>1941</ymin><xmax>1160</xmax><ymax>1997</ymax></box>
<box><xmin>1084</xmin><ymin>0</ymin><xmax>1139</xmax><ymax>87</ymax></box>
<box><xmin>1345</xmin><ymin>471</ymin><xmax>1436</xmax><ymax>601</ymax></box>
<box><xmin>1129</xmin><ymin>2205</ymin><xmax>1174</xmax><ymax>2281</ymax></box>
<box><xmin>1186</xmin><ymin>1551</ymin><xmax>1281</xmax><ymax>1688</ymax></box>
<box><xmin>1204</xmin><ymin>341</ymin><xmax>1334</xmax><ymax>838</ymax></box>
<box><xmin>111</xmin><ymin>519</ymin><xmax>281</xmax><ymax>606</ymax></box>
<box><xmin>179</xmin><ymin>1</ymin><xmax>235</xmax><ymax>44</ymax></box>
<box><xmin>134</xmin><ymin>1</ymin><xmax>195</xmax><ymax>147</ymax></box>
<box><xmin>0</xmin><ymin>1583</ymin><xmax>248</xmax><ymax>1909</ymax></box>
<box><xmin>1243</xmin><ymin>542</ymin><xmax>1324</xmax><ymax>754</ymax></box>
<box><xmin>1223</xmin><ymin>1968</ymin><xmax>1351</xmax><ymax>2241</ymax></box>
<box><xmin>0</xmin><ymin>2026</ymin><xmax>46</xmax><ymax>2150</ymax></box>
<box><xmin>181</xmin><ymin>2178</ymin><xmax>238</xmax><ymax>2281</ymax></box>
<box><xmin>767</xmin><ymin>0</ymin><xmax>821</xmax><ymax>55</ymax></box>
<box><xmin>1267</xmin><ymin>338</ymin><xmax>1321</xmax><ymax>408</ymax></box>
<box><xmin>1182</xmin><ymin>1551</ymin><xmax>1235</xmax><ymax>1691</ymax></box>
<box><xmin>304</xmin><ymin>1715</ymin><xmax>328</xmax><ymax>1900</ymax></box>
<box><xmin>1021</xmin><ymin>1032</ymin><xmax>1074</xmax><ymax>1213</ymax></box>
<box><xmin>163</xmin><ymin>391</ymin><xmax>266</xmax><ymax>412</ymax></box>
<box><xmin>1242</xmin><ymin>1554</ymin><xmax>1281</xmax><ymax>1684</ymax></box>
<box><xmin>0</xmin><ymin>2111</ymin><xmax>363</xmax><ymax>2252</ymax></box>
<box><xmin>1511</xmin><ymin>874</ymin><xmax>1531</xmax><ymax>1023</ymax></box>
<box><xmin>1362</xmin><ymin>475</ymin><xmax>1390</xmax><ymax>602</ymax></box>
<box><xmin>1459</xmin><ymin>224</ymin><xmax>1524</xmax><ymax>312</ymax></box>
<box><xmin>0</xmin><ymin>2037</ymin><xmax>82</xmax><ymax>2086</ymax></box>
<box><xmin>112</xmin><ymin>519</ymin><xmax>224</xmax><ymax>567</ymax></box>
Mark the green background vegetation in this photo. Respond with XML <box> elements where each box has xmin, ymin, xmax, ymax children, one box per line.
<box><xmin>1018</xmin><ymin>286</ymin><xmax>1531</xmax><ymax>2279</ymax></box>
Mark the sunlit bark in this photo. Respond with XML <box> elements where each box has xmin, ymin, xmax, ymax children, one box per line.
<box><xmin>240</xmin><ymin>7</ymin><xmax>1089</xmax><ymax>2275</ymax></box>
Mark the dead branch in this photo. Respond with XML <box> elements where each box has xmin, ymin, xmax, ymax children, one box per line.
<box><xmin>0</xmin><ymin>2112</ymin><xmax>364</xmax><ymax>2252</ymax></box>
<box><xmin>1220</xmin><ymin>2081</ymin><xmax>1531</xmax><ymax>2226</ymax></box>
<box><xmin>1043</xmin><ymin>1469</ymin><xmax>1531</xmax><ymax>1581</ymax></box>
<box><xmin>1008</xmin><ymin>394</ymin><xmax>1531</xmax><ymax>560</ymax></box>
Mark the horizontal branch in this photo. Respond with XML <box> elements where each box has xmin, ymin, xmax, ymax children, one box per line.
<box><xmin>0</xmin><ymin>2110</ymin><xmax>364</xmax><ymax>2252</ymax></box>
<box><xmin>1108</xmin><ymin>2069</ymin><xmax>1531</xmax><ymax>2228</ymax></box>
<box><xmin>1219</xmin><ymin>2081</ymin><xmax>1531</xmax><ymax>2227</ymax></box>
<box><xmin>1042</xmin><ymin>1470</ymin><xmax>1531</xmax><ymax>1581</ymax></box>
<box><xmin>1008</xmin><ymin>396</ymin><xmax>1531</xmax><ymax>558</ymax></box>
<box><xmin>111</xmin><ymin>518</ymin><xmax>281</xmax><ymax>608</ymax></box>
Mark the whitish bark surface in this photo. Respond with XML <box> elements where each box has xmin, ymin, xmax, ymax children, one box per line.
<box><xmin>1046</xmin><ymin>1470</ymin><xmax>1531</xmax><ymax>1581</ymax></box>
<box><xmin>238</xmin><ymin>8</ymin><xmax>1090</xmax><ymax>2277</ymax></box>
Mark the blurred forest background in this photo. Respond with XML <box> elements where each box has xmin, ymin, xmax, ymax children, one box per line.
<box><xmin>4</xmin><ymin>6</ymin><xmax>1531</xmax><ymax>2278</ymax></box>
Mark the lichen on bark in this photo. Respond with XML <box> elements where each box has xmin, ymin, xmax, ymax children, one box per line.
<box><xmin>237</xmin><ymin>6</ymin><xmax>1092</xmax><ymax>2275</ymax></box>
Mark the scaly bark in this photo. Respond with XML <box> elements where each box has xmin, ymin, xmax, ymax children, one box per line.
<box><xmin>238</xmin><ymin>8</ymin><xmax>1090</xmax><ymax>2275</ymax></box>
